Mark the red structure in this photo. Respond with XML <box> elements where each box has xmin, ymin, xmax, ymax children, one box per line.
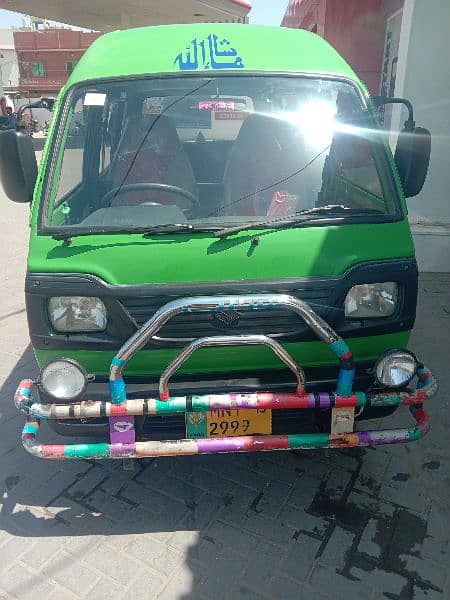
<box><xmin>13</xmin><ymin>29</ymin><xmax>100</xmax><ymax>98</ymax></box>
<box><xmin>282</xmin><ymin>0</ymin><xmax>386</xmax><ymax>95</ymax></box>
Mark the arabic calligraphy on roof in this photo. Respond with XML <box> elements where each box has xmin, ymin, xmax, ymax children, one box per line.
<box><xmin>174</xmin><ymin>34</ymin><xmax>245</xmax><ymax>71</ymax></box>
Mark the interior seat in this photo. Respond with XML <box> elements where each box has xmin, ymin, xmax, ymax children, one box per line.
<box><xmin>110</xmin><ymin>114</ymin><xmax>198</xmax><ymax>209</ymax></box>
<box><xmin>220</xmin><ymin>114</ymin><xmax>314</xmax><ymax>216</ymax></box>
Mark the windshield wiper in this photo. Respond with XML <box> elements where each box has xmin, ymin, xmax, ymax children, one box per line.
<box><xmin>141</xmin><ymin>223</ymin><xmax>221</xmax><ymax>236</ymax></box>
<box><xmin>215</xmin><ymin>206</ymin><xmax>380</xmax><ymax>238</ymax></box>
<box><xmin>52</xmin><ymin>223</ymin><xmax>221</xmax><ymax>241</ymax></box>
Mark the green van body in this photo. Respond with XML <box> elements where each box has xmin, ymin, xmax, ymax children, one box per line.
<box><xmin>8</xmin><ymin>23</ymin><xmax>438</xmax><ymax>460</ymax></box>
<box><xmin>29</xmin><ymin>24</ymin><xmax>413</xmax><ymax>378</ymax></box>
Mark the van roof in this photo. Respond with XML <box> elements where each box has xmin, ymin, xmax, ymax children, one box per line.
<box><xmin>68</xmin><ymin>24</ymin><xmax>362</xmax><ymax>89</ymax></box>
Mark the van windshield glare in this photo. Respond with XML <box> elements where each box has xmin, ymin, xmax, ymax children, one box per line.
<box><xmin>43</xmin><ymin>76</ymin><xmax>396</xmax><ymax>234</ymax></box>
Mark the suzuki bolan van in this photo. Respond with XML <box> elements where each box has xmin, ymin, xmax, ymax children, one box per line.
<box><xmin>0</xmin><ymin>24</ymin><xmax>437</xmax><ymax>461</ymax></box>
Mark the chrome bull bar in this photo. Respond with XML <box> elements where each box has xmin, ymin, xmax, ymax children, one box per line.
<box><xmin>159</xmin><ymin>334</ymin><xmax>306</xmax><ymax>399</ymax></box>
<box><xmin>14</xmin><ymin>294</ymin><xmax>437</xmax><ymax>460</ymax></box>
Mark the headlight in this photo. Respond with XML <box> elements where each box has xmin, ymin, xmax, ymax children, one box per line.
<box><xmin>374</xmin><ymin>349</ymin><xmax>418</xmax><ymax>388</ymax></box>
<box><xmin>40</xmin><ymin>358</ymin><xmax>88</xmax><ymax>401</ymax></box>
<box><xmin>48</xmin><ymin>297</ymin><xmax>107</xmax><ymax>332</ymax></box>
<box><xmin>344</xmin><ymin>283</ymin><xmax>398</xmax><ymax>318</ymax></box>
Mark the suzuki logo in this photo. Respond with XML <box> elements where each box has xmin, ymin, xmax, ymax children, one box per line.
<box><xmin>212</xmin><ymin>311</ymin><xmax>241</xmax><ymax>329</ymax></box>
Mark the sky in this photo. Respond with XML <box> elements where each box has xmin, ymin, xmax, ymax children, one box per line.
<box><xmin>249</xmin><ymin>0</ymin><xmax>288</xmax><ymax>26</ymax></box>
<box><xmin>0</xmin><ymin>1</ymin><xmax>288</xmax><ymax>30</ymax></box>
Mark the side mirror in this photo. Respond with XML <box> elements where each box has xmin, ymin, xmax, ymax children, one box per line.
<box><xmin>394</xmin><ymin>126</ymin><xmax>431</xmax><ymax>198</ymax></box>
<box><xmin>17</xmin><ymin>97</ymin><xmax>55</xmax><ymax>122</ymax></box>
<box><xmin>372</xmin><ymin>96</ymin><xmax>431</xmax><ymax>198</ymax></box>
<box><xmin>0</xmin><ymin>129</ymin><xmax>38</xmax><ymax>203</ymax></box>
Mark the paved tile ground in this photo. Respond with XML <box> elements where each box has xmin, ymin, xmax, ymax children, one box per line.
<box><xmin>0</xmin><ymin>191</ymin><xmax>449</xmax><ymax>599</ymax></box>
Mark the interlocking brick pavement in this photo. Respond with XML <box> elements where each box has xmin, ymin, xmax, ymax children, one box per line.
<box><xmin>0</xmin><ymin>191</ymin><xmax>449</xmax><ymax>599</ymax></box>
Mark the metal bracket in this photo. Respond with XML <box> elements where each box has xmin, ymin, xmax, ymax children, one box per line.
<box><xmin>158</xmin><ymin>334</ymin><xmax>306</xmax><ymax>400</ymax></box>
<box><xmin>331</xmin><ymin>407</ymin><xmax>355</xmax><ymax>435</ymax></box>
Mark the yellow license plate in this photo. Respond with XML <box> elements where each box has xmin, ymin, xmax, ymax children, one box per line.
<box><xmin>186</xmin><ymin>409</ymin><xmax>272</xmax><ymax>438</ymax></box>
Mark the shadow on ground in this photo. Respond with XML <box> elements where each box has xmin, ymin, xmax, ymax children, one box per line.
<box><xmin>1</xmin><ymin>273</ymin><xmax>449</xmax><ymax>598</ymax></box>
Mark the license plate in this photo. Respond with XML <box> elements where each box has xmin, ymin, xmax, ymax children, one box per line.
<box><xmin>186</xmin><ymin>409</ymin><xmax>272</xmax><ymax>438</ymax></box>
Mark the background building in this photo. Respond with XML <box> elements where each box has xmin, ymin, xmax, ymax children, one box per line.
<box><xmin>282</xmin><ymin>0</ymin><xmax>450</xmax><ymax>272</ymax></box>
<box><xmin>13</xmin><ymin>27</ymin><xmax>100</xmax><ymax>100</ymax></box>
<box><xmin>0</xmin><ymin>29</ymin><xmax>19</xmax><ymax>98</ymax></box>
<box><xmin>0</xmin><ymin>1</ymin><xmax>251</xmax><ymax>32</ymax></box>
<box><xmin>0</xmin><ymin>1</ymin><xmax>251</xmax><ymax>118</ymax></box>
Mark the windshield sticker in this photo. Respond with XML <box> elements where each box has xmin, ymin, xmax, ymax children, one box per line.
<box><xmin>174</xmin><ymin>34</ymin><xmax>245</xmax><ymax>71</ymax></box>
<box><xmin>199</xmin><ymin>100</ymin><xmax>235</xmax><ymax>111</ymax></box>
<box><xmin>83</xmin><ymin>92</ymin><xmax>107</xmax><ymax>106</ymax></box>
<box><xmin>215</xmin><ymin>111</ymin><xmax>247</xmax><ymax>121</ymax></box>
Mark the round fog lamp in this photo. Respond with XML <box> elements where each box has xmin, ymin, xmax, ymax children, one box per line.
<box><xmin>40</xmin><ymin>359</ymin><xmax>88</xmax><ymax>401</ymax></box>
<box><xmin>375</xmin><ymin>350</ymin><xmax>418</xmax><ymax>389</ymax></box>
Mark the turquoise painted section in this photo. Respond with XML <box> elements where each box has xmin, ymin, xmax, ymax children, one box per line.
<box><xmin>64</xmin><ymin>443</ymin><xmax>110</xmax><ymax>459</ymax></box>
<box><xmin>23</xmin><ymin>423</ymin><xmax>39</xmax><ymax>434</ymax></box>
<box><xmin>112</xmin><ymin>357</ymin><xmax>125</xmax><ymax>367</ymax></box>
<box><xmin>330</xmin><ymin>338</ymin><xmax>351</xmax><ymax>358</ymax></box>
<box><xmin>336</xmin><ymin>368</ymin><xmax>356</xmax><ymax>396</ymax></box>
<box><xmin>109</xmin><ymin>378</ymin><xmax>126</xmax><ymax>405</ymax></box>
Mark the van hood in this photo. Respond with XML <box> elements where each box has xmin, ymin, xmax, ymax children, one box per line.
<box><xmin>28</xmin><ymin>221</ymin><xmax>414</xmax><ymax>285</ymax></box>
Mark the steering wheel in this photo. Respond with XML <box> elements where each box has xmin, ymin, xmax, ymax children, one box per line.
<box><xmin>101</xmin><ymin>183</ymin><xmax>199</xmax><ymax>209</ymax></box>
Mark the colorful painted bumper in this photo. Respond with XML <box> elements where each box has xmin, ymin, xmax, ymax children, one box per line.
<box><xmin>13</xmin><ymin>294</ymin><xmax>437</xmax><ymax>460</ymax></box>
<box><xmin>15</xmin><ymin>367</ymin><xmax>436</xmax><ymax>460</ymax></box>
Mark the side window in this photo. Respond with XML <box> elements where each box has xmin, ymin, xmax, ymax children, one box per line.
<box><xmin>326</xmin><ymin>93</ymin><xmax>384</xmax><ymax>200</ymax></box>
<box><xmin>32</xmin><ymin>62</ymin><xmax>45</xmax><ymax>77</ymax></box>
<box><xmin>54</xmin><ymin>98</ymin><xmax>85</xmax><ymax>202</ymax></box>
<box><xmin>331</xmin><ymin>128</ymin><xmax>384</xmax><ymax>198</ymax></box>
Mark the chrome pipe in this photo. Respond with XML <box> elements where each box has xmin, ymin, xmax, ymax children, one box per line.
<box><xmin>158</xmin><ymin>334</ymin><xmax>306</xmax><ymax>399</ymax></box>
<box><xmin>110</xmin><ymin>294</ymin><xmax>339</xmax><ymax>381</ymax></box>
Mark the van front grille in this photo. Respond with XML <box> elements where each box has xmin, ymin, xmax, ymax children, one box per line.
<box><xmin>120</xmin><ymin>287</ymin><xmax>333</xmax><ymax>341</ymax></box>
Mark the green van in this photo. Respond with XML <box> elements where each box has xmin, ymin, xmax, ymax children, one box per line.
<box><xmin>2</xmin><ymin>24</ymin><xmax>437</xmax><ymax>460</ymax></box>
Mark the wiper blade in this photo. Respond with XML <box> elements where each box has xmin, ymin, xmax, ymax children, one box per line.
<box><xmin>51</xmin><ymin>223</ymin><xmax>220</xmax><ymax>240</ymax></box>
<box><xmin>215</xmin><ymin>205</ymin><xmax>357</xmax><ymax>238</ymax></box>
<box><xmin>142</xmin><ymin>223</ymin><xmax>221</xmax><ymax>236</ymax></box>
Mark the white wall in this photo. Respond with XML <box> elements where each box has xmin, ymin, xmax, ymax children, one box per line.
<box><xmin>0</xmin><ymin>50</ymin><xmax>19</xmax><ymax>89</ymax></box>
<box><xmin>0</xmin><ymin>30</ymin><xmax>19</xmax><ymax>95</ymax></box>
<box><xmin>393</xmin><ymin>0</ymin><xmax>450</xmax><ymax>272</ymax></box>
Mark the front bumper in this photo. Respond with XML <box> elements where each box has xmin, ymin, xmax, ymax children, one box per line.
<box><xmin>14</xmin><ymin>293</ymin><xmax>437</xmax><ymax>459</ymax></box>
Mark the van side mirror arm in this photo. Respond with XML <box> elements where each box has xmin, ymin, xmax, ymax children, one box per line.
<box><xmin>372</xmin><ymin>96</ymin><xmax>415</xmax><ymax>131</ymax></box>
<box><xmin>372</xmin><ymin>96</ymin><xmax>431</xmax><ymax>198</ymax></box>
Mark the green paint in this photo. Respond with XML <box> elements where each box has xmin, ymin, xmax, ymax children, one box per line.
<box><xmin>155</xmin><ymin>398</ymin><xmax>187</xmax><ymax>414</ymax></box>
<box><xmin>28</xmin><ymin>221</ymin><xmax>414</xmax><ymax>285</ymax></box>
<box><xmin>371</xmin><ymin>394</ymin><xmax>401</xmax><ymax>407</ymax></box>
<box><xmin>34</xmin><ymin>332</ymin><xmax>410</xmax><ymax>377</ymax></box>
<box><xmin>24</xmin><ymin>24</ymin><xmax>416</xmax><ymax>398</ymax></box>
<box><xmin>191</xmin><ymin>396</ymin><xmax>221</xmax><ymax>411</ymax></box>
<box><xmin>64</xmin><ymin>443</ymin><xmax>110</xmax><ymax>459</ymax></box>
<box><xmin>288</xmin><ymin>433</ymin><xmax>330</xmax><ymax>449</ymax></box>
<box><xmin>407</xmin><ymin>427</ymin><xmax>424</xmax><ymax>442</ymax></box>
<box><xmin>186</xmin><ymin>412</ymin><xmax>208</xmax><ymax>438</ymax></box>
<box><xmin>356</xmin><ymin>392</ymin><xmax>367</xmax><ymax>408</ymax></box>
<box><xmin>67</xmin><ymin>25</ymin><xmax>359</xmax><ymax>87</ymax></box>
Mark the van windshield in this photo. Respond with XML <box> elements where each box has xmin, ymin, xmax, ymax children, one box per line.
<box><xmin>44</xmin><ymin>76</ymin><xmax>396</xmax><ymax>234</ymax></box>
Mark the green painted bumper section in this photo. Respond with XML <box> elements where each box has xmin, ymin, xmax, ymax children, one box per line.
<box><xmin>34</xmin><ymin>332</ymin><xmax>410</xmax><ymax>377</ymax></box>
<box><xmin>64</xmin><ymin>444</ymin><xmax>110</xmax><ymax>459</ymax></box>
<box><xmin>288</xmin><ymin>433</ymin><xmax>330</xmax><ymax>449</ymax></box>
